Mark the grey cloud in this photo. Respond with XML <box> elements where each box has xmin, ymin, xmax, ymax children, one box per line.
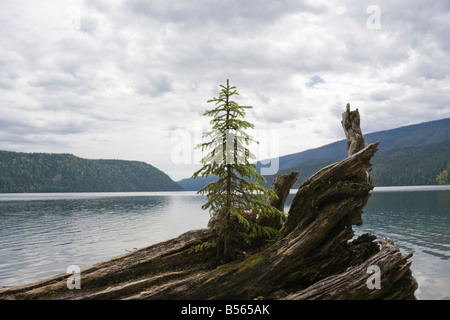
<box><xmin>28</xmin><ymin>72</ymin><xmax>78</xmax><ymax>90</ymax></box>
<box><xmin>0</xmin><ymin>118</ymin><xmax>34</xmax><ymax>135</ymax></box>
<box><xmin>369</xmin><ymin>90</ymin><xmax>391</xmax><ymax>102</ymax></box>
<box><xmin>85</xmin><ymin>0</ymin><xmax>113</xmax><ymax>13</ymax></box>
<box><xmin>0</xmin><ymin>132</ymin><xmax>66</xmax><ymax>150</ymax></box>
<box><xmin>79</xmin><ymin>16</ymin><xmax>99</xmax><ymax>36</ymax></box>
<box><xmin>123</xmin><ymin>0</ymin><xmax>326</xmax><ymax>27</ymax></box>
<box><xmin>167</xmin><ymin>124</ymin><xmax>184</xmax><ymax>132</ymax></box>
<box><xmin>135</xmin><ymin>74</ymin><xmax>174</xmax><ymax>97</ymax></box>
<box><xmin>0</xmin><ymin>78</ymin><xmax>14</xmax><ymax>90</ymax></box>
<box><xmin>0</xmin><ymin>112</ymin><xmax>98</xmax><ymax>136</ymax></box>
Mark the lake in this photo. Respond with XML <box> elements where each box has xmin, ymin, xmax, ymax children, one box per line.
<box><xmin>0</xmin><ymin>186</ymin><xmax>449</xmax><ymax>300</ymax></box>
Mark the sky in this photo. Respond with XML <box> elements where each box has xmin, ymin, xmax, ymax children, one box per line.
<box><xmin>1</xmin><ymin>0</ymin><xmax>450</xmax><ymax>181</ymax></box>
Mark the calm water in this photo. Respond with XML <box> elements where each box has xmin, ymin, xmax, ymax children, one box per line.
<box><xmin>0</xmin><ymin>192</ymin><xmax>210</xmax><ymax>288</ymax></box>
<box><xmin>0</xmin><ymin>186</ymin><xmax>449</xmax><ymax>300</ymax></box>
<box><xmin>354</xmin><ymin>186</ymin><xmax>450</xmax><ymax>300</ymax></box>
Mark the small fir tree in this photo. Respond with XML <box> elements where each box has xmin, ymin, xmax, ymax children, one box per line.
<box><xmin>192</xmin><ymin>79</ymin><xmax>282</xmax><ymax>262</ymax></box>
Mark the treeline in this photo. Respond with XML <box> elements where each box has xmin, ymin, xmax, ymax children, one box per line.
<box><xmin>369</xmin><ymin>140</ymin><xmax>450</xmax><ymax>186</ymax></box>
<box><xmin>179</xmin><ymin>140</ymin><xmax>450</xmax><ymax>190</ymax></box>
<box><xmin>280</xmin><ymin>140</ymin><xmax>450</xmax><ymax>187</ymax></box>
<box><xmin>0</xmin><ymin>151</ymin><xmax>182</xmax><ymax>193</ymax></box>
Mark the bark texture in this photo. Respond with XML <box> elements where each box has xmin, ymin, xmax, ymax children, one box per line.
<box><xmin>259</xmin><ymin>171</ymin><xmax>300</xmax><ymax>229</ymax></box>
<box><xmin>342</xmin><ymin>103</ymin><xmax>367</xmax><ymax>156</ymax></box>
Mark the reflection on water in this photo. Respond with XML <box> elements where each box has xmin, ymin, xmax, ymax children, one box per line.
<box><xmin>0</xmin><ymin>192</ymin><xmax>209</xmax><ymax>287</ymax></box>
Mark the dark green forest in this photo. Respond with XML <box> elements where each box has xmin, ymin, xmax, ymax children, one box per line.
<box><xmin>0</xmin><ymin>151</ymin><xmax>182</xmax><ymax>193</ymax></box>
<box><xmin>370</xmin><ymin>140</ymin><xmax>450</xmax><ymax>186</ymax></box>
<box><xmin>256</xmin><ymin>140</ymin><xmax>450</xmax><ymax>188</ymax></box>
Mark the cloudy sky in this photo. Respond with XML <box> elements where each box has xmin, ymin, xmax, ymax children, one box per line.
<box><xmin>1</xmin><ymin>0</ymin><xmax>449</xmax><ymax>181</ymax></box>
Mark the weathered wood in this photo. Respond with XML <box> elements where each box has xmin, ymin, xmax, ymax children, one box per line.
<box><xmin>0</xmin><ymin>228</ymin><xmax>217</xmax><ymax>300</ymax></box>
<box><xmin>342</xmin><ymin>103</ymin><xmax>367</xmax><ymax>156</ymax></box>
<box><xmin>259</xmin><ymin>171</ymin><xmax>300</xmax><ymax>229</ymax></box>
<box><xmin>266</xmin><ymin>171</ymin><xmax>299</xmax><ymax>212</ymax></box>
<box><xmin>284</xmin><ymin>238</ymin><xmax>417</xmax><ymax>300</ymax></box>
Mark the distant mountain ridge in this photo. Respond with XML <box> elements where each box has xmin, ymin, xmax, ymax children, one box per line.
<box><xmin>178</xmin><ymin>117</ymin><xmax>450</xmax><ymax>190</ymax></box>
<box><xmin>0</xmin><ymin>151</ymin><xmax>182</xmax><ymax>193</ymax></box>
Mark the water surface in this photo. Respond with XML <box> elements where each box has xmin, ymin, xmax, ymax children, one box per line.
<box><xmin>0</xmin><ymin>187</ymin><xmax>449</xmax><ymax>300</ymax></box>
<box><xmin>0</xmin><ymin>192</ymin><xmax>209</xmax><ymax>286</ymax></box>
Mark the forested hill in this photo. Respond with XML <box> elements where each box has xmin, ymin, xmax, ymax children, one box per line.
<box><xmin>178</xmin><ymin>117</ymin><xmax>450</xmax><ymax>190</ymax></box>
<box><xmin>0</xmin><ymin>151</ymin><xmax>182</xmax><ymax>193</ymax></box>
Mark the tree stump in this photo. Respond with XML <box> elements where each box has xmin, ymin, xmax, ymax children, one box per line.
<box><xmin>342</xmin><ymin>103</ymin><xmax>367</xmax><ymax>156</ymax></box>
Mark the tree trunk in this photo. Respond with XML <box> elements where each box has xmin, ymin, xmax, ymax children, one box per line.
<box><xmin>259</xmin><ymin>171</ymin><xmax>299</xmax><ymax>230</ymax></box>
<box><xmin>342</xmin><ymin>103</ymin><xmax>367</xmax><ymax>156</ymax></box>
<box><xmin>265</xmin><ymin>171</ymin><xmax>299</xmax><ymax>212</ymax></box>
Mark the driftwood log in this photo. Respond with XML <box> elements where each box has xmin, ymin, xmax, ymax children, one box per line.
<box><xmin>259</xmin><ymin>171</ymin><xmax>300</xmax><ymax>230</ymax></box>
<box><xmin>0</xmin><ymin>105</ymin><xmax>417</xmax><ymax>300</ymax></box>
